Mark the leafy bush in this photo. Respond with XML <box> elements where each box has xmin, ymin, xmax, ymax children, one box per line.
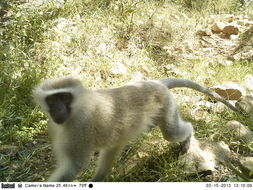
<box><xmin>0</xmin><ymin>1</ymin><xmax>61</xmax><ymax>144</ymax></box>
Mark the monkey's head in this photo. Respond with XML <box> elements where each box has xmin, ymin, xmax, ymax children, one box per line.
<box><xmin>45</xmin><ymin>92</ymin><xmax>73</xmax><ymax>124</ymax></box>
<box><xmin>33</xmin><ymin>77</ymin><xmax>83</xmax><ymax>125</ymax></box>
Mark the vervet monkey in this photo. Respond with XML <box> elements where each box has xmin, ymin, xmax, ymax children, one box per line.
<box><xmin>33</xmin><ymin>77</ymin><xmax>238</xmax><ymax>182</ymax></box>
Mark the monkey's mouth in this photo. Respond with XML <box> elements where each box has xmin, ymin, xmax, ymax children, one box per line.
<box><xmin>50</xmin><ymin>110</ymin><xmax>69</xmax><ymax>124</ymax></box>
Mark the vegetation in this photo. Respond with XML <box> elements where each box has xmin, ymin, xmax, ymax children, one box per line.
<box><xmin>0</xmin><ymin>0</ymin><xmax>252</xmax><ymax>182</ymax></box>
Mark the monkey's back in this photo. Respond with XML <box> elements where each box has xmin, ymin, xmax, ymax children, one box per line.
<box><xmin>91</xmin><ymin>81</ymin><xmax>169</xmax><ymax>148</ymax></box>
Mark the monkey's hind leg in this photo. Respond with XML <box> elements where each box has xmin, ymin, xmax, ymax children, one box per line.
<box><xmin>159</xmin><ymin>118</ymin><xmax>193</xmax><ymax>153</ymax></box>
<box><xmin>158</xmin><ymin>99</ymin><xmax>194</xmax><ymax>153</ymax></box>
<box><xmin>91</xmin><ymin>145</ymin><xmax>122</xmax><ymax>182</ymax></box>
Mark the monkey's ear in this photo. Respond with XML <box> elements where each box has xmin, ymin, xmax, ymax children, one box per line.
<box><xmin>46</xmin><ymin>92</ymin><xmax>73</xmax><ymax>124</ymax></box>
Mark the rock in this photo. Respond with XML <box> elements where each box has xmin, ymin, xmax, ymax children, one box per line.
<box><xmin>213</xmin><ymin>101</ymin><xmax>233</xmax><ymax>113</ymax></box>
<box><xmin>244</xmin><ymin>75</ymin><xmax>253</xmax><ymax>91</ymax></box>
<box><xmin>219</xmin><ymin>32</ymin><xmax>230</xmax><ymax>39</ymax></box>
<box><xmin>236</xmin><ymin>95</ymin><xmax>253</xmax><ymax>114</ymax></box>
<box><xmin>196</xmin><ymin>30</ymin><xmax>209</xmax><ymax>36</ymax></box>
<box><xmin>225</xmin><ymin>120</ymin><xmax>253</xmax><ymax>143</ymax></box>
<box><xmin>178</xmin><ymin>137</ymin><xmax>232</xmax><ymax>175</ymax></box>
<box><xmin>220</xmin><ymin>59</ymin><xmax>234</xmax><ymax>66</ymax></box>
<box><xmin>211</xmin><ymin>83</ymin><xmax>245</xmax><ymax>100</ymax></box>
<box><xmin>181</xmin><ymin>13</ymin><xmax>189</xmax><ymax>20</ymax></box>
<box><xmin>239</xmin><ymin>157</ymin><xmax>253</xmax><ymax>171</ymax></box>
<box><xmin>237</xmin><ymin>20</ymin><xmax>247</xmax><ymax>26</ymax></box>
<box><xmin>224</xmin><ymin>60</ymin><xmax>233</xmax><ymax>65</ymax></box>
<box><xmin>178</xmin><ymin>137</ymin><xmax>215</xmax><ymax>175</ymax></box>
<box><xmin>231</xmin><ymin>54</ymin><xmax>241</xmax><ymax>61</ymax></box>
<box><xmin>110</xmin><ymin>62</ymin><xmax>127</xmax><ymax>76</ymax></box>
<box><xmin>224</xmin><ymin>15</ymin><xmax>234</xmax><ymax>23</ymax></box>
<box><xmin>230</xmin><ymin>34</ymin><xmax>238</xmax><ymax>40</ymax></box>
<box><xmin>200</xmin><ymin>141</ymin><xmax>232</xmax><ymax>163</ymax></box>
<box><xmin>222</xmin><ymin>25</ymin><xmax>239</xmax><ymax>35</ymax></box>
<box><xmin>237</xmin><ymin>19</ymin><xmax>253</xmax><ymax>26</ymax></box>
<box><xmin>196</xmin><ymin>100</ymin><xmax>232</xmax><ymax>113</ymax></box>
<box><xmin>171</xmin><ymin>14</ymin><xmax>180</xmax><ymax>20</ymax></box>
<box><xmin>211</xmin><ymin>22</ymin><xmax>226</xmax><ymax>33</ymax></box>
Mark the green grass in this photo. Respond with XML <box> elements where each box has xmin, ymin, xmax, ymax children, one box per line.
<box><xmin>0</xmin><ymin>0</ymin><xmax>253</xmax><ymax>182</ymax></box>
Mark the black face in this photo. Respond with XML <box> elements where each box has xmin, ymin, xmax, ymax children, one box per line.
<box><xmin>45</xmin><ymin>92</ymin><xmax>73</xmax><ymax>124</ymax></box>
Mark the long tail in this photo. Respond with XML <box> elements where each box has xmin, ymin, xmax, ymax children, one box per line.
<box><xmin>159</xmin><ymin>78</ymin><xmax>239</xmax><ymax>112</ymax></box>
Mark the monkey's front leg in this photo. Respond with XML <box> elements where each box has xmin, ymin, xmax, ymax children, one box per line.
<box><xmin>48</xmin><ymin>162</ymin><xmax>82</xmax><ymax>182</ymax></box>
<box><xmin>48</xmin><ymin>150</ymin><xmax>90</xmax><ymax>182</ymax></box>
<box><xmin>91</xmin><ymin>145</ymin><xmax>122</xmax><ymax>182</ymax></box>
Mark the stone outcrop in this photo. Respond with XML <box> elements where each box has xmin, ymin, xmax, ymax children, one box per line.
<box><xmin>236</xmin><ymin>95</ymin><xmax>253</xmax><ymax>114</ymax></box>
<box><xmin>211</xmin><ymin>83</ymin><xmax>245</xmax><ymax>100</ymax></box>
